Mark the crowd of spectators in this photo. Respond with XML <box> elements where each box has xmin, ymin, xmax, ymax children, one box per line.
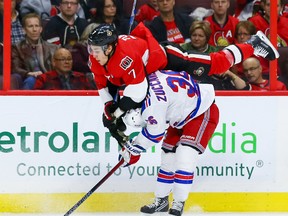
<box><xmin>0</xmin><ymin>0</ymin><xmax>287</xmax><ymax>91</ymax></box>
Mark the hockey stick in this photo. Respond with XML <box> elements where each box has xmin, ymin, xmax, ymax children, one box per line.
<box><xmin>64</xmin><ymin>158</ymin><xmax>124</xmax><ymax>216</ymax></box>
<box><xmin>128</xmin><ymin>0</ymin><xmax>137</xmax><ymax>34</ymax></box>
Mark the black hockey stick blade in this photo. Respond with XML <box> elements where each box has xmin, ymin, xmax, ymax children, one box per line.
<box><xmin>64</xmin><ymin>158</ymin><xmax>124</xmax><ymax>216</ymax></box>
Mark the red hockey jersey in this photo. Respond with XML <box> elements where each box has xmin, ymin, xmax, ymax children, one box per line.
<box><xmin>248</xmin><ymin>14</ymin><xmax>288</xmax><ymax>47</ymax></box>
<box><xmin>89</xmin><ymin>23</ymin><xmax>167</xmax><ymax>90</ymax></box>
<box><xmin>205</xmin><ymin>15</ymin><xmax>239</xmax><ymax>46</ymax></box>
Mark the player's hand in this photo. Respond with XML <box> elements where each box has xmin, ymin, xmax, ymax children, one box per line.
<box><xmin>102</xmin><ymin>101</ymin><xmax>117</xmax><ymax>128</ymax></box>
<box><xmin>118</xmin><ymin>140</ymin><xmax>145</xmax><ymax>167</ymax></box>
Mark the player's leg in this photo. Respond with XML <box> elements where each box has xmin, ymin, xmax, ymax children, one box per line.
<box><xmin>170</xmin><ymin>103</ymin><xmax>219</xmax><ymax>216</ymax></box>
<box><xmin>140</xmin><ymin>126</ymin><xmax>180</xmax><ymax>214</ymax></box>
<box><xmin>162</xmin><ymin>31</ymin><xmax>279</xmax><ymax>78</ymax></box>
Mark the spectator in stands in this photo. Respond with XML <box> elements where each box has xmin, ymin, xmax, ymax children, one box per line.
<box><xmin>147</xmin><ymin>0</ymin><xmax>193</xmax><ymax>44</ymax></box>
<box><xmin>135</xmin><ymin>0</ymin><xmax>160</xmax><ymax>24</ymax></box>
<box><xmin>0</xmin><ymin>0</ymin><xmax>25</xmax><ymax>45</ymax></box>
<box><xmin>248</xmin><ymin>0</ymin><xmax>288</xmax><ymax>47</ymax></box>
<box><xmin>231</xmin><ymin>20</ymin><xmax>270</xmax><ymax>79</ymax></box>
<box><xmin>205</xmin><ymin>0</ymin><xmax>239</xmax><ymax>46</ymax></box>
<box><xmin>12</xmin><ymin>13</ymin><xmax>59</xmax><ymax>89</ymax></box>
<box><xmin>0</xmin><ymin>42</ymin><xmax>23</xmax><ymax>89</ymax></box>
<box><xmin>181</xmin><ymin>20</ymin><xmax>249</xmax><ymax>90</ymax></box>
<box><xmin>181</xmin><ymin>21</ymin><xmax>219</xmax><ymax>53</ymax></box>
<box><xmin>19</xmin><ymin>0</ymin><xmax>58</xmax><ymax>20</ymax></box>
<box><xmin>91</xmin><ymin>0</ymin><xmax>137</xmax><ymax>35</ymax></box>
<box><xmin>42</xmin><ymin>0</ymin><xmax>88</xmax><ymax>48</ymax></box>
<box><xmin>243</xmin><ymin>57</ymin><xmax>286</xmax><ymax>90</ymax></box>
<box><xmin>34</xmin><ymin>48</ymin><xmax>96</xmax><ymax>90</ymax></box>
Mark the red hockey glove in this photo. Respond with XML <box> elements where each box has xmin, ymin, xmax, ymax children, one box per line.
<box><xmin>102</xmin><ymin>101</ymin><xmax>117</xmax><ymax>128</ymax></box>
<box><xmin>118</xmin><ymin>140</ymin><xmax>145</xmax><ymax>167</ymax></box>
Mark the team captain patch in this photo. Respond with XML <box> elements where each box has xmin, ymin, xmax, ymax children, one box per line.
<box><xmin>120</xmin><ymin>56</ymin><xmax>133</xmax><ymax>70</ymax></box>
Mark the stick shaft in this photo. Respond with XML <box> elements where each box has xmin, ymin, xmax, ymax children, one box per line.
<box><xmin>128</xmin><ymin>0</ymin><xmax>137</xmax><ymax>34</ymax></box>
<box><xmin>64</xmin><ymin>159</ymin><xmax>124</xmax><ymax>216</ymax></box>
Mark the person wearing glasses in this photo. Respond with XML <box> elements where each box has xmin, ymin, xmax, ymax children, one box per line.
<box><xmin>42</xmin><ymin>0</ymin><xmax>88</xmax><ymax>48</ymax></box>
<box><xmin>12</xmin><ymin>13</ymin><xmax>59</xmax><ymax>89</ymax></box>
<box><xmin>243</xmin><ymin>57</ymin><xmax>286</xmax><ymax>90</ymax></box>
<box><xmin>231</xmin><ymin>20</ymin><xmax>270</xmax><ymax>79</ymax></box>
<box><xmin>34</xmin><ymin>47</ymin><xmax>96</xmax><ymax>90</ymax></box>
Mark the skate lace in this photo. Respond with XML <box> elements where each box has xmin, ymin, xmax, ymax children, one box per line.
<box><xmin>171</xmin><ymin>201</ymin><xmax>184</xmax><ymax>211</ymax></box>
<box><xmin>254</xmin><ymin>46</ymin><xmax>269</xmax><ymax>58</ymax></box>
<box><xmin>147</xmin><ymin>198</ymin><xmax>161</xmax><ymax>208</ymax></box>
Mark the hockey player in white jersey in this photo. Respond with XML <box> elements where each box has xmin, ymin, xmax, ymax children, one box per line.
<box><xmin>119</xmin><ymin>70</ymin><xmax>219</xmax><ymax>216</ymax></box>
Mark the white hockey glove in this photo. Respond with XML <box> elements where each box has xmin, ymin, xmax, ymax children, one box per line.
<box><xmin>118</xmin><ymin>139</ymin><xmax>145</xmax><ymax>167</ymax></box>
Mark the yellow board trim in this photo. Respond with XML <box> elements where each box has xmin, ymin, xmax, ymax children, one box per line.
<box><xmin>1</xmin><ymin>193</ymin><xmax>288</xmax><ymax>213</ymax></box>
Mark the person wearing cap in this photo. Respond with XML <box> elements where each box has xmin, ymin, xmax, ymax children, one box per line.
<box><xmin>87</xmin><ymin>22</ymin><xmax>279</xmax><ymax>144</ymax></box>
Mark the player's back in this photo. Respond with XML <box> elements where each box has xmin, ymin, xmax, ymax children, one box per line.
<box><xmin>147</xmin><ymin>70</ymin><xmax>215</xmax><ymax>128</ymax></box>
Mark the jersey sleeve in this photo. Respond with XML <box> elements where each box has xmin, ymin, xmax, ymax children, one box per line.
<box><xmin>134</xmin><ymin>104</ymin><xmax>168</xmax><ymax>150</ymax></box>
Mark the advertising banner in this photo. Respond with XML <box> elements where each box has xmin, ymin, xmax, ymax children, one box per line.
<box><xmin>1</xmin><ymin>96</ymin><xmax>288</xmax><ymax>194</ymax></box>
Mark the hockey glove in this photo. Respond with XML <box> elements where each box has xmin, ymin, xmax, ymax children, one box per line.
<box><xmin>118</xmin><ymin>140</ymin><xmax>145</xmax><ymax>167</ymax></box>
<box><xmin>102</xmin><ymin>101</ymin><xmax>118</xmax><ymax>128</ymax></box>
<box><xmin>108</xmin><ymin>124</ymin><xmax>129</xmax><ymax>146</ymax></box>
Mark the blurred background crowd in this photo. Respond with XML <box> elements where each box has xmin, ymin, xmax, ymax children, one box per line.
<box><xmin>0</xmin><ymin>0</ymin><xmax>287</xmax><ymax>90</ymax></box>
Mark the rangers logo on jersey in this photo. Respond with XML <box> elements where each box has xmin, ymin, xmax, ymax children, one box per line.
<box><xmin>120</xmin><ymin>56</ymin><xmax>133</xmax><ymax>70</ymax></box>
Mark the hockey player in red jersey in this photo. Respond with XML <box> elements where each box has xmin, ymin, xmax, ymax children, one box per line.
<box><xmin>87</xmin><ymin>22</ymin><xmax>279</xmax><ymax>143</ymax></box>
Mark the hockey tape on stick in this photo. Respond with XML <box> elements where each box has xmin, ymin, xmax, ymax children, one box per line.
<box><xmin>63</xmin><ymin>158</ymin><xmax>124</xmax><ymax>216</ymax></box>
<box><xmin>128</xmin><ymin>0</ymin><xmax>137</xmax><ymax>34</ymax></box>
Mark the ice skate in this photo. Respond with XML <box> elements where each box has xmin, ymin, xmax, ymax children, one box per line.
<box><xmin>246</xmin><ymin>31</ymin><xmax>279</xmax><ymax>60</ymax></box>
<box><xmin>168</xmin><ymin>200</ymin><xmax>185</xmax><ymax>216</ymax></box>
<box><xmin>140</xmin><ymin>196</ymin><xmax>169</xmax><ymax>214</ymax></box>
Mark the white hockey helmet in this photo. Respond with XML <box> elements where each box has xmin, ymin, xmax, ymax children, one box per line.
<box><xmin>123</xmin><ymin>108</ymin><xmax>146</xmax><ymax>128</ymax></box>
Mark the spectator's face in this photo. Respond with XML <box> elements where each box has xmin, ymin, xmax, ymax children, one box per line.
<box><xmin>190</xmin><ymin>28</ymin><xmax>207</xmax><ymax>51</ymax></box>
<box><xmin>243</xmin><ymin>58</ymin><xmax>262</xmax><ymax>83</ymax></box>
<box><xmin>104</xmin><ymin>0</ymin><xmax>117</xmax><ymax>18</ymax></box>
<box><xmin>53</xmin><ymin>49</ymin><xmax>73</xmax><ymax>74</ymax></box>
<box><xmin>157</xmin><ymin>0</ymin><xmax>175</xmax><ymax>13</ymax></box>
<box><xmin>236</xmin><ymin>26</ymin><xmax>251</xmax><ymax>44</ymax></box>
<box><xmin>263</xmin><ymin>0</ymin><xmax>282</xmax><ymax>18</ymax></box>
<box><xmin>60</xmin><ymin>0</ymin><xmax>79</xmax><ymax>17</ymax></box>
<box><xmin>23</xmin><ymin>17</ymin><xmax>42</xmax><ymax>43</ymax></box>
<box><xmin>88</xmin><ymin>45</ymin><xmax>109</xmax><ymax>66</ymax></box>
<box><xmin>211</xmin><ymin>0</ymin><xmax>230</xmax><ymax>16</ymax></box>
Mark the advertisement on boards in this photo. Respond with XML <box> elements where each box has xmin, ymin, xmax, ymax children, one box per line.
<box><xmin>0</xmin><ymin>96</ymin><xmax>288</xmax><ymax>194</ymax></box>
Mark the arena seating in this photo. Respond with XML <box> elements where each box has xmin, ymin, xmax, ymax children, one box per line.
<box><xmin>122</xmin><ymin>0</ymin><xmax>237</xmax><ymax>18</ymax></box>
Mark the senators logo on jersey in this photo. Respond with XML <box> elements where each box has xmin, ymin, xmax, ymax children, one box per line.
<box><xmin>120</xmin><ymin>56</ymin><xmax>133</xmax><ymax>70</ymax></box>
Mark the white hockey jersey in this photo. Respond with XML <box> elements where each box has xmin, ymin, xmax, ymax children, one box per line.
<box><xmin>134</xmin><ymin>70</ymin><xmax>215</xmax><ymax>149</ymax></box>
